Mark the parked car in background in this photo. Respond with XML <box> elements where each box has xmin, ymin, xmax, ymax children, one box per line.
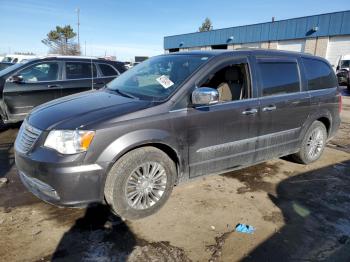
<box><xmin>124</xmin><ymin>61</ymin><xmax>132</xmax><ymax>70</ymax></box>
<box><xmin>336</xmin><ymin>55</ymin><xmax>350</xmax><ymax>90</ymax></box>
<box><xmin>0</xmin><ymin>56</ymin><xmax>126</xmax><ymax>126</ymax></box>
<box><xmin>14</xmin><ymin>50</ymin><xmax>340</xmax><ymax>220</ymax></box>
<box><xmin>0</xmin><ymin>62</ymin><xmax>14</xmax><ymax>71</ymax></box>
<box><xmin>2</xmin><ymin>54</ymin><xmax>37</xmax><ymax>63</ymax></box>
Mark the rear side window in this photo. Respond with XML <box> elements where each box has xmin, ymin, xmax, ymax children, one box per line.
<box><xmin>258</xmin><ymin>62</ymin><xmax>300</xmax><ymax>96</ymax></box>
<box><xmin>65</xmin><ymin>62</ymin><xmax>97</xmax><ymax>79</ymax></box>
<box><xmin>302</xmin><ymin>58</ymin><xmax>337</xmax><ymax>90</ymax></box>
<box><xmin>99</xmin><ymin>63</ymin><xmax>118</xmax><ymax>76</ymax></box>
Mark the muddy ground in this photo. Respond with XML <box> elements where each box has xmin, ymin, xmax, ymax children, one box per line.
<box><xmin>1</xmin><ymin>87</ymin><xmax>350</xmax><ymax>262</ymax></box>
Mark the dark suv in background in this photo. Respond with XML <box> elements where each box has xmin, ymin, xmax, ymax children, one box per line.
<box><xmin>15</xmin><ymin>50</ymin><xmax>341</xmax><ymax>220</ymax></box>
<box><xmin>0</xmin><ymin>56</ymin><xmax>126</xmax><ymax>125</ymax></box>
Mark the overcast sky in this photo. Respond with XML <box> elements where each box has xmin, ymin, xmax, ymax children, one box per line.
<box><xmin>0</xmin><ymin>0</ymin><xmax>348</xmax><ymax>61</ymax></box>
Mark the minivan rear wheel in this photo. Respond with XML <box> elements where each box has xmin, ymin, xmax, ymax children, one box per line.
<box><xmin>292</xmin><ymin>121</ymin><xmax>327</xmax><ymax>164</ymax></box>
<box><xmin>104</xmin><ymin>146</ymin><xmax>176</xmax><ymax>220</ymax></box>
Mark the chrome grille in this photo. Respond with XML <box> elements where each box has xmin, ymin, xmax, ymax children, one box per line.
<box><xmin>15</xmin><ymin>121</ymin><xmax>42</xmax><ymax>153</ymax></box>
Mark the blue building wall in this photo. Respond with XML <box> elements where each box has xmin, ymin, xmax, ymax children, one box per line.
<box><xmin>164</xmin><ymin>11</ymin><xmax>350</xmax><ymax>49</ymax></box>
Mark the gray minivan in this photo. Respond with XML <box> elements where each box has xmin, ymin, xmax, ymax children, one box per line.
<box><xmin>15</xmin><ymin>50</ymin><xmax>341</xmax><ymax>220</ymax></box>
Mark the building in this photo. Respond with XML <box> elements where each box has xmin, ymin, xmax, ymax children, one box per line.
<box><xmin>164</xmin><ymin>10</ymin><xmax>350</xmax><ymax>66</ymax></box>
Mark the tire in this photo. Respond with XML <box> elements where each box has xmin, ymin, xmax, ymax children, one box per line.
<box><xmin>104</xmin><ymin>146</ymin><xmax>176</xmax><ymax>220</ymax></box>
<box><xmin>0</xmin><ymin>117</ymin><xmax>5</xmax><ymax>131</ymax></box>
<box><xmin>291</xmin><ymin>121</ymin><xmax>327</xmax><ymax>164</ymax></box>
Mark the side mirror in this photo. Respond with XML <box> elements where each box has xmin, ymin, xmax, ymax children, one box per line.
<box><xmin>192</xmin><ymin>87</ymin><xmax>219</xmax><ymax>106</ymax></box>
<box><xmin>8</xmin><ymin>75</ymin><xmax>23</xmax><ymax>83</ymax></box>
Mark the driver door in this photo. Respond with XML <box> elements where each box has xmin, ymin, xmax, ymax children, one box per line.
<box><xmin>3</xmin><ymin>61</ymin><xmax>61</xmax><ymax>121</ymax></box>
<box><xmin>187</xmin><ymin>57</ymin><xmax>260</xmax><ymax>177</ymax></box>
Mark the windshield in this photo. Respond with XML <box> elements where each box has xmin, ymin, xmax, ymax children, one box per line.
<box><xmin>340</xmin><ymin>60</ymin><xmax>350</xmax><ymax>68</ymax></box>
<box><xmin>0</xmin><ymin>62</ymin><xmax>23</xmax><ymax>77</ymax></box>
<box><xmin>0</xmin><ymin>59</ymin><xmax>33</xmax><ymax>77</ymax></box>
<box><xmin>107</xmin><ymin>54</ymin><xmax>211</xmax><ymax>101</ymax></box>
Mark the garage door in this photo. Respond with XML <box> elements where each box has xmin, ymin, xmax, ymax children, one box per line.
<box><xmin>326</xmin><ymin>36</ymin><xmax>350</xmax><ymax>66</ymax></box>
<box><xmin>277</xmin><ymin>40</ymin><xmax>305</xmax><ymax>52</ymax></box>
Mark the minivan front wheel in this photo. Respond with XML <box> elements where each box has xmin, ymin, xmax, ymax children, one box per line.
<box><xmin>292</xmin><ymin>121</ymin><xmax>327</xmax><ymax>164</ymax></box>
<box><xmin>104</xmin><ymin>147</ymin><xmax>176</xmax><ymax>220</ymax></box>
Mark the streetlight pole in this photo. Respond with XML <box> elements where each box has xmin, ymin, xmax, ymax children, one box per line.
<box><xmin>76</xmin><ymin>8</ymin><xmax>80</xmax><ymax>47</ymax></box>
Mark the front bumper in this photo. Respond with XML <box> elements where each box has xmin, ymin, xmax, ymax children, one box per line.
<box><xmin>15</xmin><ymin>150</ymin><xmax>109</xmax><ymax>207</ymax></box>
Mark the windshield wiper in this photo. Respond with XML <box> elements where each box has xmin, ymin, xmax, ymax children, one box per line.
<box><xmin>112</xmin><ymin>89</ymin><xmax>139</xmax><ymax>99</ymax></box>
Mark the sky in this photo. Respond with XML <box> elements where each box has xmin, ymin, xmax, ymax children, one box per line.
<box><xmin>0</xmin><ymin>0</ymin><xmax>349</xmax><ymax>61</ymax></box>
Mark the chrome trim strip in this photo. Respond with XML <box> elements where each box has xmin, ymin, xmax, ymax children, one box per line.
<box><xmin>196</xmin><ymin>127</ymin><xmax>301</xmax><ymax>153</ymax></box>
<box><xmin>58</xmin><ymin>164</ymin><xmax>102</xmax><ymax>173</ymax></box>
<box><xmin>169</xmin><ymin>108</ymin><xmax>188</xmax><ymax>113</ymax></box>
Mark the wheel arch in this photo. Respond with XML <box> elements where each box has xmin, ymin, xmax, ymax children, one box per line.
<box><xmin>316</xmin><ymin>116</ymin><xmax>331</xmax><ymax>136</ymax></box>
<box><xmin>303</xmin><ymin>109</ymin><xmax>333</xmax><ymax>138</ymax></box>
<box><xmin>97</xmin><ymin>129</ymin><xmax>184</xmax><ymax>186</ymax></box>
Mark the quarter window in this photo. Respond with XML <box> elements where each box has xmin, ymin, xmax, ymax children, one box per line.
<box><xmin>18</xmin><ymin>62</ymin><xmax>59</xmax><ymax>82</ymax></box>
<box><xmin>302</xmin><ymin>58</ymin><xmax>337</xmax><ymax>90</ymax></box>
<box><xmin>65</xmin><ymin>62</ymin><xmax>97</xmax><ymax>79</ymax></box>
<box><xmin>99</xmin><ymin>63</ymin><xmax>118</xmax><ymax>76</ymax></box>
<box><xmin>258</xmin><ymin>62</ymin><xmax>300</xmax><ymax>96</ymax></box>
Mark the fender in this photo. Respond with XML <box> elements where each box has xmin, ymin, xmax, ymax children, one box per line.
<box><xmin>298</xmin><ymin>108</ymin><xmax>333</xmax><ymax>146</ymax></box>
<box><xmin>96</xmin><ymin>128</ymin><xmax>186</xmax><ymax>179</ymax></box>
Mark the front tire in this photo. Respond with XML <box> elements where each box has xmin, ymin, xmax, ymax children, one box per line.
<box><xmin>292</xmin><ymin>121</ymin><xmax>327</xmax><ymax>164</ymax></box>
<box><xmin>0</xmin><ymin>117</ymin><xmax>5</xmax><ymax>131</ymax></box>
<box><xmin>104</xmin><ymin>147</ymin><xmax>176</xmax><ymax>220</ymax></box>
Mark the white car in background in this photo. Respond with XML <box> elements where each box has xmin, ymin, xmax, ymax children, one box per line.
<box><xmin>2</xmin><ymin>54</ymin><xmax>37</xmax><ymax>63</ymax></box>
<box><xmin>336</xmin><ymin>54</ymin><xmax>350</xmax><ymax>90</ymax></box>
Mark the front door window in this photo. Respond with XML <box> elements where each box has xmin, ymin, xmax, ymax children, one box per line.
<box><xmin>18</xmin><ymin>62</ymin><xmax>59</xmax><ymax>82</ymax></box>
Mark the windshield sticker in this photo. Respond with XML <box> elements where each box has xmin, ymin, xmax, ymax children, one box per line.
<box><xmin>156</xmin><ymin>75</ymin><xmax>174</xmax><ymax>89</ymax></box>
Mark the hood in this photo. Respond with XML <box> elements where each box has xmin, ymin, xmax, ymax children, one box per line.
<box><xmin>27</xmin><ymin>89</ymin><xmax>152</xmax><ymax>130</ymax></box>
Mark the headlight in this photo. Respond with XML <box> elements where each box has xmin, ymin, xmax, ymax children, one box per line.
<box><xmin>44</xmin><ymin>130</ymin><xmax>95</xmax><ymax>154</ymax></box>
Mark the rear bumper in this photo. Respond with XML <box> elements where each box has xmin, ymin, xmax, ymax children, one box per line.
<box><xmin>15</xmin><ymin>151</ymin><xmax>109</xmax><ymax>207</ymax></box>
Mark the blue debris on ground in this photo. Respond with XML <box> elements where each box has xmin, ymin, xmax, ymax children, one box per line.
<box><xmin>235</xmin><ymin>223</ymin><xmax>255</xmax><ymax>234</ymax></box>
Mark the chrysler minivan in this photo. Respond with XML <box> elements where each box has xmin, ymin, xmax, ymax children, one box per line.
<box><xmin>15</xmin><ymin>50</ymin><xmax>341</xmax><ymax>219</ymax></box>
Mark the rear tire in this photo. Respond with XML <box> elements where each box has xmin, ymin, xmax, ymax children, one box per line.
<box><xmin>291</xmin><ymin>121</ymin><xmax>327</xmax><ymax>164</ymax></box>
<box><xmin>104</xmin><ymin>147</ymin><xmax>176</xmax><ymax>220</ymax></box>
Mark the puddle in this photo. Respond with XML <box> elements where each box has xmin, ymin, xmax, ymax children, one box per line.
<box><xmin>221</xmin><ymin>163</ymin><xmax>280</xmax><ymax>194</ymax></box>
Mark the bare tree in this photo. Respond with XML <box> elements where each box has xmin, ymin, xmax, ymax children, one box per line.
<box><xmin>42</xmin><ymin>25</ymin><xmax>81</xmax><ymax>55</ymax></box>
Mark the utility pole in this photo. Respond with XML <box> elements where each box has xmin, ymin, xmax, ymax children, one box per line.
<box><xmin>84</xmin><ymin>41</ymin><xmax>86</xmax><ymax>56</ymax></box>
<box><xmin>76</xmin><ymin>8</ymin><xmax>80</xmax><ymax>47</ymax></box>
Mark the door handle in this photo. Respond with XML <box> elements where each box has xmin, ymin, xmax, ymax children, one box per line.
<box><xmin>242</xmin><ymin>108</ymin><xmax>258</xmax><ymax>115</ymax></box>
<box><xmin>93</xmin><ymin>82</ymin><xmax>104</xmax><ymax>85</ymax></box>
<box><xmin>47</xmin><ymin>84</ymin><xmax>61</xmax><ymax>88</ymax></box>
<box><xmin>262</xmin><ymin>105</ymin><xmax>277</xmax><ymax>112</ymax></box>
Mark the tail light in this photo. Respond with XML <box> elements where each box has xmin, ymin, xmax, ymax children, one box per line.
<box><xmin>339</xmin><ymin>95</ymin><xmax>342</xmax><ymax>113</ymax></box>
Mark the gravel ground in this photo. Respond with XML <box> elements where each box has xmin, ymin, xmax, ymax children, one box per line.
<box><xmin>0</xmin><ymin>87</ymin><xmax>349</xmax><ymax>262</ymax></box>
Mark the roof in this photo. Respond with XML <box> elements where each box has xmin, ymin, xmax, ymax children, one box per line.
<box><xmin>164</xmin><ymin>10</ymin><xmax>350</xmax><ymax>49</ymax></box>
<box><xmin>341</xmin><ymin>55</ymin><xmax>350</xmax><ymax>60</ymax></box>
<box><xmin>164</xmin><ymin>49</ymin><xmax>330</xmax><ymax>63</ymax></box>
<box><xmin>167</xmin><ymin>49</ymin><xmax>316</xmax><ymax>57</ymax></box>
<box><xmin>27</xmin><ymin>56</ymin><xmax>122</xmax><ymax>63</ymax></box>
